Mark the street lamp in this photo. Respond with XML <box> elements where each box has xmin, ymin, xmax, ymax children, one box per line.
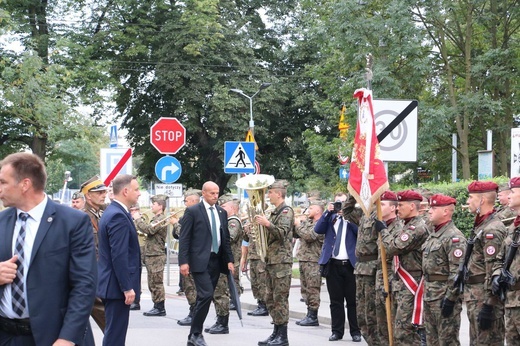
<box><xmin>230</xmin><ymin>82</ymin><xmax>271</xmax><ymax>135</ymax></box>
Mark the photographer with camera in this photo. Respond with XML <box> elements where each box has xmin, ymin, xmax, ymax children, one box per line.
<box><xmin>314</xmin><ymin>192</ymin><xmax>362</xmax><ymax>342</ymax></box>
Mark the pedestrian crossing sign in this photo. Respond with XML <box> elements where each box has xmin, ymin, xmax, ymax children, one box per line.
<box><xmin>224</xmin><ymin>141</ymin><xmax>256</xmax><ymax>174</ymax></box>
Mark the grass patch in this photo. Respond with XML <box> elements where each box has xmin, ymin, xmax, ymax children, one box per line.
<box><xmin>292</xmin><ymin>268</ymin><xmax>300</xmax><ymax>279</ymax></box>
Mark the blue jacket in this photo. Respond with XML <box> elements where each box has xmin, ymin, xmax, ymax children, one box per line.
<box><xmin>314</xmin><ymin>211</ymin><xmax>358</xmax><ymax>266</ymax></box>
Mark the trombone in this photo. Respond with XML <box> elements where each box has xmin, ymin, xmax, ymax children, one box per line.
<box><xmin>150</xmin><ymin>208</ymin><xmax>185</xmax><ymax>228</ymax></box>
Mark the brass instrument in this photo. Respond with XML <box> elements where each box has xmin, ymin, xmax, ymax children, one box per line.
<box><xmin>236</xmin><ymin>174</ymin><xmax>275</xmax><ymax>262</ymax></box>
<box><xmin>140</xmin><ymin>210</ymin><xmax>155</xmax><ymax>223</ymax></box>
<box><xmin>150</xmin><ymin>208</ymin><xmax>185</xmax><ymax>228</ymax></box>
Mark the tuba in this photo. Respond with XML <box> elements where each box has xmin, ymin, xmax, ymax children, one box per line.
<box><xmin>236</xmin><ymin>174</ymin><xmax>275</xmax><ymax>262</ymax></box>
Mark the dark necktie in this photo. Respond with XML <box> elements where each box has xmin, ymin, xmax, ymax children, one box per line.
<box><xmin>333</xmin><ymin>217</ymin><xmax>344</xmax><ymax>256</ymax></box>
<box><xmin>13</xmin><ymin>212</ymin><xmax>29</xmax><ymax>317</ymax></box>
<box><xmin>209</xmin><ymin>207</ymin><xmax>219</xmax><ymax>253</ymax></box>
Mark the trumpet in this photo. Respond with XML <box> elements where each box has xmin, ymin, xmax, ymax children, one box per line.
<box><xmin>150</xmin><ymin>208</ymin><xmax>185</xmax><ymax>228</ymax></box>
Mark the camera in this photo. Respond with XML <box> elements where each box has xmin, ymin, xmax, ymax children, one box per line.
<box><xmin>333</xmin><ymin>201</ymin><xmax>342</xmax><ymax>213</ymax></box>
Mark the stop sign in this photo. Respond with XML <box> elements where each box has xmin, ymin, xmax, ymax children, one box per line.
<box><xmin>150</xmin><ymin>117</ymin><xmax>186</xmax><ymax>154</ymax></box>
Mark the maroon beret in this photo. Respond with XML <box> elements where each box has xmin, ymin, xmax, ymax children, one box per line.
<box><xmin>380</xmin><ymin>191</ymin><xmax>398</xmax><ymax>201</ymax></box>
<box><xmin>467</xmin><ymin>181</ymin><xmax>498</xmax><ymax>193</ymax></box>
<box><xmin>397</xmin><ymin>190</ymin><xmax>423</xmax><ymax>202</ymax></box>
<box><xmin>429</xmin><ymin>194</ymin><xmax>457</xmax><ymax>207</ymax></box>
<box><xmin>509</xmin><ymin>177</ymin><xmax>520</xmax><ymax>189</ymax></box>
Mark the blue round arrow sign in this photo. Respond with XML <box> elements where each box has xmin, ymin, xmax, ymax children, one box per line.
<box><xmin>155</xmin><ymin>156</ymin><xmax>182</xmax><ymax>183</ymax></box>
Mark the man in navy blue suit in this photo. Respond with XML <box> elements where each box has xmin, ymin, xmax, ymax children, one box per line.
<box><xmin>97</xmin><ymin>174</ymin><xmax>142</xmax><ymax>346</ymax></box>
<box><xmin>0</xmin><ymin>152</ymin><xmax>97</xmax><ymax>346</ymax></box>
<box><xmin>315</xmin><ymin>194</ymin><xmax>362</xmax><ymax>342</ymax></box>
<box><xmin>179</xmin><ymin>181</ymin><xmax>234</xmax><ymax>346</ymax></box>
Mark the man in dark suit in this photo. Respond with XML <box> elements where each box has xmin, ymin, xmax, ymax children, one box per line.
<box><xmin>179</xmin><ymin>181</ymin><xmax>234</xmax><ymax>346</ymax></box>
<box><xmin>0</xmin><ymin>152</ymin><xmax>97</xmax><ymax>346</ymax></box>
<box><xmin>97</xmin><ymin>174</ymin><xmax>141</xmax><ymax>346</ymax></box>
<box><xmin>315</xmin><ymin>196</ymin><xmax>362</xmax><ymax>342</ymax></box>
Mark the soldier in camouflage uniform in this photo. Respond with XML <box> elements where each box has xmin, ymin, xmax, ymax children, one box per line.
<box><xmin>464</xmin><ymin>181</ymin><xmax>506</xmax><ymax>345</ymax></box>
<box><xmin>204</xmin><ymin>195</ymin><xmax>244</xmax><ymax>334</ymax></box>
<box><xmin>496</xmin><ymin>183</ymin><xmax>516</xmax><ymax>227</ymax></box>
<box><xmin>171</xmin><ymin>189</ymin><xmax>201</xmax><ymax>326</ymax></box>
<box><xmin>255</xmin><ymin>180</ymin><xmax>294</xmax><ymax>346</ymax></box>
<box><xmin>245</xmin><ymin>218</ymin><xmax>269</xmax><ymax>317</ymax></box>
<box><xmin>80</xmin><ymin>175</ymin><xmax>108</xmax><ymax>332</ymax></box>
<box><xmin>293</xmin><ymin>200</ymin><xmax>325</xmax><ymax>327</ymax></box>
<box><xmin>375</xmin><ymin>191</ymin><xmax>399</xmax><ymax>344</ymax></box>
<box><xmin>377</xmin><ymin>190</ymin><xmax>429</xmax><ymax>346</ymax></box>
<box><xmin>492</xmin><ymin>176</ymin><xmax>520</xmax><ymax>346</ymax></box>
<box><xmin>133</xmin><ymin>195</ymin><xmax>168</xmax><ymax>317</ymax></box>
<box><xmin>355</xmin><ymin>210</ymin><xmax>383</xmax><ymax>345</ymax></box>
<box><xmin>422</xmin><ymin>194</ymin><xmax>467</xmax><ymax>345</ymax></box>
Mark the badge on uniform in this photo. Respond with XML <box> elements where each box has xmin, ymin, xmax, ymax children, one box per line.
<box><xmin>485</xmin><ymin>233</ymin><xmax>494</xmax><ymax>239</ymax></box>
<box><xmin>486</xmin><ymin>245</ymin><xmax>496</xmax><ymax>255</ymax></box>
<box><xmin>453</xmin><ymin>249</ymin><xmax>463</xmax><ymax>258</ymax></box>
<box><xmin>452</xmin><ymin>237</ymin><xmax>460</xmax><ymax>243</ymax></box>
<box><xmin>400</xmin><ymin>233</ymin><xmax>409</xmax><ymax>241</ymax></box>
<box><xmin>408</xmin><ymin>225</ymin><xmax>416</xmax><ymax>230</ymax></box>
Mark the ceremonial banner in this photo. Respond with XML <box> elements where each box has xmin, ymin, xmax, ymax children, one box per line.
<box><xmin>347</xmin><ymin>88</ymin><xmax>389</xmax><ymax>216</ymax></box>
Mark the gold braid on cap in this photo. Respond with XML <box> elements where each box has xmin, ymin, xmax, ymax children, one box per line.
<box><xmin>81</xmin><ymin>180</ymin><xmax>104</xmax><ymax>195</ymax></box>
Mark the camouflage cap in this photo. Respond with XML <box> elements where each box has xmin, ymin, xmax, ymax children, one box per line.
<box><xmin>151</xmin><ymin>194</ymin><xmax>168</xmax><ymax>203</ymax></box>
<box><xmin>80</xmin><ymin>175</ymin><xmax>107</xmax><ymax>195</ymax></box>
<box><xmin>218</xmin><ymin>193</ymin><xmax>235</xmax><ymax>205</ymax></box>
<box><xmin>498</xmin><ymin>183</ymin><xmax>510</xmax><ymax>192</ymax></box>
<box><xmin>309</xmin><ymin>199</ymin><xmax>325</xmax><ymax>208</ymax></box>
<box><xmin>184</xmin><ymin>188</ymin><xmax>202</xmax><ymax>197</ymax></box>
<box><xmin>269</xmin><ymin>179</ymin><xmax>289</xmax><ymax>190</ymax></box>
<box><xmin>71</xmin><ymin>191</ymin><xmax>84</xmax><ymax>200</ymax></box>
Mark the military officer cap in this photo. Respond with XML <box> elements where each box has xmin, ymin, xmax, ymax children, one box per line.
<box><xmin>397</xmin><ymin>190</ymin><xmax>423</xmax><ymax>201</ymax></box>
<box><xmin>509</xmin><ymin>177</ymin><xmax>520</xmax><ymax>189</ymax></box>
<box><xmin>151</xmin><ymin>194</ymin><xmax>168</xmax><ymax>203</ymax></box>
<box><xmin>80</xmin><ymin>175</ymin><xmax>107</xmax><ymax>195</ymax></box>
<box><xmin>71</xmin><ymin>191</ymin><xmax>84</xmax><ymax>200</ymax></box>
<box><xmin>467</xmin><ymin>180</ymin><xmax>498</xmax><ymax>193</ymax></box>
<box><xmin>218</xmin><ymin>193</ymin><xmax>235</xmax><ymax>205</ymax></box>
<box><xmin>380</xmin><ymin>191</ymin><xmax>398</xmax><ymax>201</ymax></box>
<box><xmin>498</xmin><ymin>183</ymin><xmax>510</xmax><ymax>192</ymax></box>
<box><xmin>429</xmin><ymin>194</ymin><xmax>457</xmax><ymax>207</ymax></box>
<box><xmin>269</xmin><ymin>180</ymin><xmax>289</xmax><ymax>190</ymax></box>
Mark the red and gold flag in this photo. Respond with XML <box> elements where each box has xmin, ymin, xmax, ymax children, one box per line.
<box><xmin>347</xmin><ymin>88</ymin><xmax>389</xmax><ymax>216</ymax></box>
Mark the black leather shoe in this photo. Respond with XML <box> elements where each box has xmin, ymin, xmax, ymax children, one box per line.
<box><xmin>187</xmin><ymin>333</ymin><xmax>208</xmax><ymax>346</ymax></box>
<box><xmin>329</xmin><ymin>333</ymin><xmax>343</xmax><ymax>341</ymax></box>
<box><xmin>178</xmin><ymin>315</ymin><xmax>193</xmax><ymax>326</ymax></box>
<box><xmin>143</xmin><ymin>307</ymin><xmax>166</xmax><ymax>317</ymax></box>
<box><xmin>129</xmin><ymin>303</ymin><xmax>140</xmax><ymax>311</ymax></box>
<box><xmin>352</xmin><ymin>335</ymin><xmax>362</xmax><ymax>342</ymax></box>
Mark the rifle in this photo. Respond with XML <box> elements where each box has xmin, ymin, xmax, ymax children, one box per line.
<box><xmin>497</xmin><ymin>227</ymin><xmax>520</xmax><ymax>302</ymax></box>
<box><xmin>453</xmin><ymin>230</ymin><xmax>483</xmax><ymax>294</ymax></box>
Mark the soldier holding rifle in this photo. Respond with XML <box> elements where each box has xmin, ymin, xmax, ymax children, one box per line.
<box><xmin>463</xmin><ymin>181</ymin><xmax>506</xmax><ymax>345</ymax></box>
<box><xmin>492</xmin><ymin>177</ymin><xmax>520</xmax><ymax>345</ymax></box>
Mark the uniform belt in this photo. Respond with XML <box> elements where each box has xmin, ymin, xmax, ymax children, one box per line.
<box><xmin>330</xmin><ymin>258</ymin><xmax>351</xmax><ymax>266</ymax></box>
<box><xmin>0</xmin><ymin>316</ymin><xmax>32</xmax><ymax>336</ymax></box>
<box><xmin>425</xmin><ymin>274</ymin><xmax>448</xmax><ymax>282</ymax></box>
<box><xmin>465</xmin><ymin>274</ymin><xmax>485</xmax><ymax>284</ymax></box>
<box><xmin>357</xmin><ymin>254</ymin><xmax>377</xmax><ymax>262</ymax></box>
<box><xmin>407</xmin><ymin>270</ymin><xmax>423</xmax><ymax>277</ymax></box>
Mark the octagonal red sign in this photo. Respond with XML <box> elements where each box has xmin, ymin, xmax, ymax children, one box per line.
<box><xmin>150</xmin><ymin>117</ymin><xmax>186</xmax><ymax>154</ymax></box>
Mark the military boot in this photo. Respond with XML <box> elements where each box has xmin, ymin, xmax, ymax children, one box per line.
<box><xmin>143</xmin><ymin>301</ymin><xmax>166</xmax><ymax>317</ymax></box>
<box><xmin>267</xmin><ymin>324</ymin><xmax>288</xmax><ymax>346</ymax></box>
<box><xmin>298</xmin><ymin>308</ymin><xmax>318</xmax><ymax>326</ymax></box>
<box><xmin>295</xmin><ymin>310</ymin><xmax>309</xmax><ymax>325</ymax></box>
<box><xmin>249</xmin><ymin>301</ymin><xmax>269</xmax><ymax>316</ymax></box>
<box><xmin>207</xmin><ymin>314</ymin><xmax>229</xmax><ymax>334</ymax></box>
<box><xmin>258</xmin><ymin>324</ymin><xmax>279</xmax><ymax>346</ymax></box>
<box><xmin>177</xmin><ymin>306</ymin><xmax>194</xmax><ymax>326</ymax></box>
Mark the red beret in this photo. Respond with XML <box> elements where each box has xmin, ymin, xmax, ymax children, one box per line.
<box><xmin>397</xmin><ymin>190</ymin><xmax>423</xmax><ymax>202</ymax></box>
<box><xmin>509</xmin><ymin>177</ymin><xmax>520</xmax><ymax>189</ymax></box>
<box><xmin>467</xmin><ymin>181</ymin><xmax>498</xmax><ymax>193</ymax></box>
<box><xmin>429</xmin><ymin>194</ymin><xmax>457</xmax><ymax>207</ymax></box>
<box><xmin>380</xmin><ymin>191</ymin><xmax>398</xmax><ymax>201</ymax></box>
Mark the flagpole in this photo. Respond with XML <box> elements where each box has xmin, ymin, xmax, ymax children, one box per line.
<box><xmin>366</xmin><ymin>53</ymin><xmax>394</xmax><ymax>346</ymax></box>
